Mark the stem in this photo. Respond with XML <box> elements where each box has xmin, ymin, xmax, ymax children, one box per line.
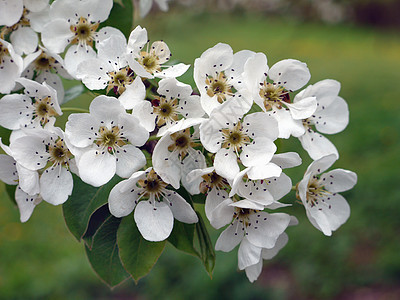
<box><xmin>148</xmin><ymin>135</ymin><xmax>160</xmax><ymax>141</ymax></box>
<box><xmin>61</xmin><ymin>107</ymin><xmax>89</xmax><ymax>113</ymax></box>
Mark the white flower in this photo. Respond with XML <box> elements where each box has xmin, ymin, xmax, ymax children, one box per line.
<box><xmin>76</xmin><ymin>31</ymin><xmax>141</xmax><ymax>99</ymax></box>
<box><xmin>194</xmin><ymin>43</ymin><xmax>254</xmax><ymax>115</ymax></box>
<box><xmin>22</xmin><ymin>47</ymin><xmax>72</xmax><ymax>104</ymax></box>
<box><xmin>243</xmin><ymin>215</ymin><xmax>298</xmax><ymax>282</ymax></box>
<box><xmin>123</xmin><ymin>77</ymin><xmax>204</xmax><ymax>133</ymax></box>
<box><xmin>243</xmin><ymin>53</ymin><xmax>317</xmax><ymax>138</ymax></box>
<box><xmin>0</xmin><ymin>148</ymin><xmax>43</xmax><ymax>222</ymax></box>
<box><xmin>65</xmin><ymin>95</ymin><xmax>149</xmax><ymax>187</ymax></box>
<box><xmin>0</xmin><ymin>38</ymin><xmax>23</xmax><ymax>94</ymax></box>
<box><xmin>41</xmin><ymin>0</ymin><xmax>113</xmax><ymax>76</ymax></box>
<box><xmin>108</xmin><ymin>168</ymin><xmax>198</xmax><ymax>241</ymax></box>
<box><xmin>152</xmin><ymin>125</ymin><xmax>206</xmax><ymax>192</ymax></box>
<box><xmin>212</xmin><ymin>199</ymin><xmax>291</xmax><ymax>253</ymax></box>
<box><xmin>295</xmin><ymin>79</ymin><xmax>349</xmax><ymax>160</ymax></box>
<box><xmin>297</xmin><ymin>154</ymin><xmax>357</xmax><ymax>236</ymax></box>
<box><xmin>9</xmin><ymin>126</ymin><xmax>74</xmax><ymax>205</ymax></box>
<box><xmin>229</xmin><ymin>152</ymin><xmax>302</xmax><ymax>208</ymax></box>
<box><xmin>0</xmin><ymin>78</ymin><xmax>61</xmax><ymax>131</ymax></box>
<box><xmin>200</xmin><ymin>99</ymin><xmax>279</xmax><ymax>180</ymax></box>
<box><xmin>126</xmin><ymin>25</ymin><xmax>189</xmax><ymax>79</ymax></box>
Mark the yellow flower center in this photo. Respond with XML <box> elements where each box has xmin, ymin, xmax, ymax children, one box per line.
<box><xmin>221</xmin><ymin>122</ymin><xmax>250</xmax><ymax>153</ymax></box>
<box><xmin>48</xmin><ymin>139</ymin><xmax>72</xmax><ymax>166</ymax></box>
<box><xmin>153</xmin><ymin>97</ymin><xmax>179</xmax><ymax>127</ymax></box>
<box><xmin>95</xmin><ymin>126</ymin><xmax>127</xmax><ymax>154</ymax></box>
<box><xmin>167</xmin><ymin>129</ymin><xmax>199</xmax><ymax>160</ymax></box>
<box><xmin>205</xmin><ymin>71</ymin><xmax>233</xmax><ymax>104</ymax></box>
<box><xmin>106</xmin><ymin>67</ymin><xmax>134</xmax><ymax>95</ymax></box>
<box><xmin>138</xmin><ymin>169</ymin><xmax>168</xmax><ymax>200</ymax></box>
<box><xmin>33</xmin><ymin>96</ymin><xmax>59</xmax><ymax>126</ymax></box>
<box><xmin>70</xmin><ymin>17</ymin><xmax>99</xmax><ymax>47</ymax></box>
<box><xmin>138</xmin><ymin>51</ymin><xmax>161</xmax><ymax>74</ymax></box>
<box><xmin>259</xmin><ymin>81</ymin><xmax>290</xmax><ymax>111</ymax></box>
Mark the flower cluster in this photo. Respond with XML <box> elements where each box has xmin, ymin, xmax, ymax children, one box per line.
<box><xmin>0</xmin><ymin>0</ymin><xmax>357</xmax><ymax>283</ymax></box>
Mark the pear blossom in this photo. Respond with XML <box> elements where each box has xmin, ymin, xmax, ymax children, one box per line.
<box><xmin>0</xmin><ymin>38</ymin><xmax>23</xmax><ymax>94</ymax></box>
<box><xmin>9</xmin><ymin>126</ymin><xmax>75</xmax><ymax>205</ymax></box>
<box><xmin>22</xmin><ymin>46</ymin><xmax>72</xmax><ymax>103</ymax></box>
<box><xmin>295</xmin><ymin>79</ymin><xmax>349</xmax><ymax>160</ymax></box>
<box><xmin>0</xmin><ymin>147</ymin><xmax>42</xmax><ymax>222</ymax></box>
<box><xmin>243</xmin><ymin>53</ymin><xmax>317</xmax><ymax>138</ymax></box>
<box><xmin>194</xmin><ymin>43</ymin><xmax>255</xmax><ymax>115</ymax></box>
<box><xmin>65</xmin><ymin>95</ymin><xmax>149</xmax><ymax>187</ymax></box>
<box><xmin>212</xmin><ymin>198</ymin><xmax>291</xmax><ymax>254</ymax></box>
<box><xmin>0</xmin><ymin>78</ymin><xmax>61</xmax><ymax>131</ymax></box>
<box><xmin>200</xmin><ymin>99</ymin><xmax>279</xmax><ymax>180</ymax></box>
<box><xmin>152</xmin><ymin>125</ymin><xmax>206</xmax><ymax>193</ymax></box>
<box><xmin>41</xmin><ymin>0</ymin><xmax>113</xmax><ymax>76</ymax></box>
<box><xmin>122</xmin><ymin>77</ymin><xmax>204</xmax><ymax>133</ymax></box>
<box><xmin>108</xmin><ymin>167</ymin><xmax>198</xmax><ymax>241</ymax></box>
<box><xmin>243</xmin><ymin>216</ymin><xmax>298</xmax><ymax>282</ymax></box>
<box><xmin>126</xmin><ymin>25</ymin><xmax>189</xmax><ymax>80</ymax></box>
<box><xmin>297</xmin><ymin>154</ymin><xmax>357</xmax><ymax>236</ymax></box>
<box><xmin>229</xmin><ymin>152</ymin><xmax>302</xmax><ymax>208</ymax></box>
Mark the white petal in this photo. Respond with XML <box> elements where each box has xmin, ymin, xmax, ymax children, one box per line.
<box><xmin>273</xmin><ymin>109</ymin><xmax>305</xmax><ymax>139</ymax></box>
<box><xmin>321</xmin><ymin>169</ymin><xmax>357</xmax><ymax>193</ymax></box>
<box><xmin>96</xmin><ymin>26</ymin><xmax>126</xmax><ymax>44</ymax></box>
<box><xmin>41</xmin><ymin>19</ymin><xmax>73</xmax><ymax>53</ymax></box>
<box><xmin>76</xmin><ymin>58</ymin><xmax>109</xmax><ymax>90</ymax></box>
<box><xmin>205</xmin><ymin>188</ymin><xmax>229</xmax><ymax>221</ymax></box>
<box><xmin>131</xmin><ymin>101</ymin><xmax>156</xmax><ymax>132</ymax></box>
<box><xmin>115</xmin><ymin>144</ymin><xmax>146</xmax><ymax>178</ymax></box>
<box><xmin>118</xmin><ymin>113</ymin><xmax>149</xmax><ymax>146</ymax></box>
<box><xmin>243</xmin><ymin>111</ymin><xmax>279</xmax><ymax>141</ymax></box>
<box><xmin>0</xmin><ymin>0</ymin><xmax>23</xmax><ymax>26</ymax></box>
<box><xmin>238</xmin><ymin>237</ymin><xmax>262</xmax><ymax>270</ymax></box>
<box><xmin>10</xmin><ymin>27</ymin><xmax>38</xmax><ymax>55</ymax></box>
<box><xmin>245</xmin><ymin>260</ymin><xmax>263</xmax><ymax>283</ymax></box>
<box><xmin>164</xmin><ymin>191</ymin><xmax>198</xmax><ymax>223</ymax></box>
<box><xmin>241</xmin><ymin>138</ymin><xmax>277</xmax><ymax>168</ymax></box>
<box><xmin>78</xmin><ymin>149</ymin><xmax>116</xmax><ymax>187</ymax></box>
<box><xmin>242</xmin><ymin>52</ymin><xmax>268</xmax><ymax>95</ymax></box>
<box><xmin>0</xmin><ymin>54</ymin><xmax>22</xmax><ymax>94</ymax></box>
<box><xmin>246</xmin><ymin>163</ymin><xmax>282</xmax><ymax>181</ymax></box>
<box><xmin>215</xmin><ymin>220</ymin><xmax>244</xmax><ymax>252</ymax></box>
<box><xmin>152</xmin><ymin>134</ymin><xmax>181</xmax><ymax>189</ymax></box>
<box><xmin>299</xmin><ymin>130</ymin><xmax>339</xmax><ymax>161</ymax></box>
<box><xmin>24</xmin><ymin>0</ymin><xmax>48</xmax><ymax>12</ymax></box>
<box><xmin>156</xmin><ymin>63</ymin><xmax>190</xmax><ymax>78</ymax></box>
<box><xmin>210</xmin><ymin>198</ymin><xmax>235</xmax><ymax>229</ymax></box>
<box><xmin>40</xmin><ymin>165</ymin><xmax>73</xmax><ymax>205</ymax></box>
<box><xmin>64</xmin><ymin>45</ymin><xmax>97</xmax><ymax>78</ymax></box>
<box><xmin>89</xmin><ymin>95</ymin><xmax>125</xmax><ymax>124</ymax></box>
<box><xmin>15</xmin><ymin>186</ymin><xmax>39</xmax><ymax>223</ymax></box>
<box><xmin>181</xmin><ymin>149</ymin><xmax>207</xmax><ymax>195</ymax></box>
<box><xmin>10</xmin><ymin>135</ymin><xmax>48</xmax><ymax>170</ymax></box>
<box><xmin>261</xmin><ymin>232</ymin><xmax>289</xmax><ymax>260</ymax></box>
<box><xmin>269</xmin><ymin>59</ymin><xmax>310</xmax><ymax>91</ymax></box>
<box><xmin>16</xmin><ymin>163</ymin><xmax>40</xmax><ymax>195</ymax></box>
<box><xmin>263</xmin><ymin>173</ymin><xmax>292</xmax><ymax>202</ymax></box>
<box><xmin>0</xmin><ymin>154</ymin><xmax>18</xmax><ymax>185</ymax></box>
<box><xmin>314</xmin><ymin>96</ymin><xmax>349</xmax><ymax>134</ymax></box>
<box><xmin>119</xmin><ymin>76</ymin><xmax>146</xmax><ymax>110</ymax></box>
<box><xmin>246</xmin><ymin>212</ymin><xmax>290</xmax><ymax>249</ymax></box>
<box><xmin>305</xmin><ymin>153</ymin><xmax>337</xmax><ymax>176</ymax></box>
<box><xmin>270</xmin><ymin>152</ymin><xmax>302</xmax><ymax>169</ymax></box>
<box><xmin>286</xmin><ymin>96</ymin><xmax>317</xmax><ymax>120</ymax></box>
<box><xmin>65</xmin><ymin>113</ymin><xmax>97</xmax><ymax>148</ymax></box>
<box><xmin>0</xmin><ymin>94</ymin><xmax>33</xmax><ymax>130</ymax></box>
<box><xmin>214</xmin><ymin>148</ymin><xmax>239</xmax><ymax>181</ymax></box>
<box><xmin>134</xmin><ymin>200</ymin><xmax>174</xmax><ymax>241</ymax></box>
<box><xmin>108</xmin><ymin>178</ymin><xmax>139</xmax><ymax>218</ymax></box>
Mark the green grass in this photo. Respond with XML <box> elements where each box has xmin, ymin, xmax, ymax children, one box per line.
<box><xmin>1</xmin><ymin>9</ymin><xmax>400</xmax><ymax>299</ymax></box>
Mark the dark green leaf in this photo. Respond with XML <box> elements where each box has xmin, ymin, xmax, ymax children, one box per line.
<box><xmin>102</xmin><ymin>0</ymin><xmax>133</xmax><ymax>38</ymax></box>
<box><xmin>63</xmin><ymin>174</ymin><xmax>122</xmax><ymax>241</ymax></box>
<box><xmin>195</xmin><ymin>212</ymin><xmax>216</xmax><ymax>278</ymax></box>
<box><xmin>168</xmin><ymin>221</ymin><xmax>199</xmax><ymax>257</ymax></box>
<box><xmin>0</xmin><ymin>126</ymin><xmax>11</xmax><ymax>146</ymax></box>
<box><xmin>117</xmin><ymin>214</ymin><xmax>166</xmax><ymax>282</ymax></box>
<box><xmin>82</xmin><ymin>204</ymin><xmax>112</xmax><ymax>249</ymax></box>
<box><xmin>85</xmin><ymin>215</ymin><xmax>130</xmax><ymax>287</ymax></box>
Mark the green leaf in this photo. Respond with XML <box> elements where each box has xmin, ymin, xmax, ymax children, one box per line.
<box><xmin>117</xmin><ymin>214</ymin><xmax>166</xmax><ymax>282</ymax></box>
<box><xmin>0</xmin><ymin>126</ymin><xmax>11</xmax><ymax>146</ymax></box>
<box><xmin>102</xmin><ymin>0</ymin><xmax>133</xmax><ymax>38</ymax></box>
<box><xmin>63</xmin><ymin>174</ymin><xmax>122</xmax><ymax>241</ymax></box>
<box><xmin>82</xmin><ymin>204</ymin><xmax>112</xmax><ymax>249</ymax></box>
<box><xmin>85</xmin><ymin>215</ymin><xmax>130</xmax><ymax>287</ymax></box>
<box><xmin>63</xmin><ymin>84</ymin><xmax>86</xmax><ymax>104</ymax></box>
<box><xmin>168</xmin><ymin>221</ymin><xmax>199</xmax><ymax>257</ymax></box>
<box><xmin>195</xmin><ymin>212</ymin><xmax>216</xmax><ymax>278</ymax></box>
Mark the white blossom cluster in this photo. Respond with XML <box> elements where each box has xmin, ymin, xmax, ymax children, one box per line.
<box><xmin>0</xmin><ymin>0</ymin><xmax>357</xmax><ymax>283</ymax></box>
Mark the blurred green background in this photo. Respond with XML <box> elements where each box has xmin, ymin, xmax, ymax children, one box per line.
<box><xmin>1</xmin><ymin>1</ymin><xmax>400</xmax><ymax>299</ymax></box>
